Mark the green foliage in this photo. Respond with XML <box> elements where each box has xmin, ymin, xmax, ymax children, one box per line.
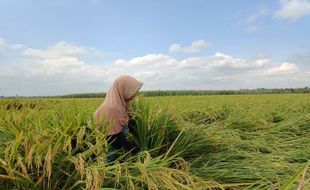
<box><xmin>279</xmin><ymin>161</ymin><xmax>309</xmax><ymax>190</ymax></box>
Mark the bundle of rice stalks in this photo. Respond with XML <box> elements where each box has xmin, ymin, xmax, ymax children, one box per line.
<box><xmin>128</xmin><ymin>98</ymin><xmax>180</xmax><ymax>156</ymax></box>
<box><xmin>128</xmin><ymin>98</ymin><xmax>215</xmax><ymax>160</ymax></box>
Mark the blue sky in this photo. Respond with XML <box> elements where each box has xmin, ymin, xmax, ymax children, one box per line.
<box><xmin>0</xmin><ymin>0</ymin><xmax>310</xmax><ymax>96</ymax></box>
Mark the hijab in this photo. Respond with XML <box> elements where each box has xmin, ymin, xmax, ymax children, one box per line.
<box><xmin>94</xmin><ymin>75</ymin><xmax>143</xmax><ymax>135</ymax></box>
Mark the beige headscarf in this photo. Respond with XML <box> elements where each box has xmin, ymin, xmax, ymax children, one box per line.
<box><xmin>94</xmin><ymin>75</ymin><xmax>143</xmax><ymax>135</ymax></box>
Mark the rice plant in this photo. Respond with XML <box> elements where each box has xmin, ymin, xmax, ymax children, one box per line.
<box><xmin>0</xmin><ymin>98</ymin><xmax>221</xmax><ymax>190</ymax></box>
<box><xmin>1</xmin><ymin>94</ymin><xmax>310</xmax><ymax>189</ymax></box>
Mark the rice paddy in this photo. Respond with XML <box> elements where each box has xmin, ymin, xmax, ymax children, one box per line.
<box><xmin>0</xmin><ymin>94</ymin><xmax>310</xmax><ymax>189</ymax></box>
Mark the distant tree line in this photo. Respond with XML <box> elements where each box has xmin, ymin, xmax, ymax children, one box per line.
<box><xmin>1</xmin><ymin>87</ymin><xmax>309</xmax><ymax>98</ymax></box>
<box><xmin>56</xmin><ymin>87</ymin><xmax>310</xmax><ymax>98</ymax></box>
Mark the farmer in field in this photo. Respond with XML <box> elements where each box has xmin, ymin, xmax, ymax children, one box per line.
<box><xmin>94</xmin><ymin>75</ymin><xmax>143</xmax><ymax>162</ymax></box>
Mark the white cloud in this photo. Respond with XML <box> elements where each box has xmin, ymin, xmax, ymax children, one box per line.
<box><xmin>114</xmin><ymin>52</ymin><xmax>268</xmax><ymax>73</ymax></box>
<box><xmin>264</xmin><ymin>62</ymin><xmax>298</xmax><ymax>76</ymax></box>
<box><xmin>0</xmin><ymin>37</ymin><xmax>308</xmax><ymax>96</ymax></box>
<box><xmin>22</xmin><ymin>41</ymin><xmax>89</xmax><ymax>58</ymax></box>
<box><xmin>133</xmin><ymin>71</ymin><xmax>162</xmax><ymax>80</ymax></box>
<box><xmin>208</xmin><ymin>52</ymin><xmax>268</xmax><ymax>70</ymax></box>
<box><xmin>246</xmin><ymin>8</ymin><xmax>268</xmax><ymax>23</ymax></box>
<box><xmin>0</xmin><ymin>38</ymin><xmax>5</xmax><ymax>52</ymax></box>
<box><xmin>0</xmin><ymin>38</ymin><xmax>28</xmax><ymax>52</ymax></box>
<box><xmin>114</xmin><ymin>52</ymin><xmax>269</xmax><ymax>74</ymax></box>
<box><xmin>21</xmin><ymin>41</ymin><xmax>106</xmax><ymax>77</ymax></box>
<box><xmin>169</xmin><ymin>40</ymin><xmax>209</xmax><ymax>53</ymax></box>
<box><xmin>274</xmin><ymin>0</ymin><xmax>310</xmax><ymax>21</ymax></box>
<box><xmin>106</xmin><ymin>52</ymin><xmax>275</xmax><ymax>91</ymax></box>
<box><xmin>115</xmin><ymin>54</ymin><xmax>178</xmax><ymax>68</ymax></box>
<box><xmin>10</xmin><ymin>44</ymin><xmax>27</xmax><ymax>50</ymax></box>
<box><xmin>255</xmin><ymin>58</ymin><xmax>269</xmax><ymax>67</ymax></box>
<box><xmin>290</xmin><ymin>71</ymin><xmax>310</xmax><ymax>81</ymax></box>
<box><xmin>25</xmin><ymin>57</ymin><xmax>105</xmax><ymax>77</ymax></box>
<box><xmin>212</xmin><ymin>75</ymin><xmax>236</xmax><ymax>81</ymax></box>
<box><xmin>0</xmin><ymin>38</ymin><xmax>111</xmax><ymax>96</ymax></box>
<box><xmin>0</xmin><ymin>66</ymin><xmax>16</xmax><ymax>77</ymax></box>
<box><xmin>179</xmin><ymin>57</ymin><xmax>208</xmax><ymax>69</ymax></box>
<box><xmin>211</xmin><ymin>52</ymin><xmax>247</xmax><ymax>69</ymax></box>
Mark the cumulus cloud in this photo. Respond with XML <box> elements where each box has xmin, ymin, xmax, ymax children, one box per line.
<box><xmin>264</xmin><ymin>62</ymin><xmax>298</xmax><ymax>76</ymax></box>
<box><xmin>169</xmin><ymin>40</ymin><xmax>209</xmax><ymax>53</ymax></box>
<box><xmin>274</xmin><ymin>0</ymin><xmax>310</xmax><ymax>21</ymax></box>
<box><xmin>179</xmin><ymin>52</ymin><xmax>268</xmax><ymax>71</ymax></box>
<box><xmin>133</xmin><ymin>71</ymin><xmax>162</xmax><ymax>80</ymax></box>
<box><xmin>0</xmin><ymin>38</ymin><xmax>28</xmax><ymax>52</ymax></box>
<box><xmin>209</xmin><ymin>52</ymin><xmax>268</xmax><ymax>70</ymax></box>
<box><xmin>22</xmin><ymin>41</ymin><xmax>89</xmax><ymax>59</ymax></box>
<box><xmin>0</xmin><ymin>39</ymin><xmax>111</xmax><ymax>96</ymax></box>
<box><xmin>10</xmin><ymin>44</ymin><xmax>27</xmax><ymax>50</ymax></box>
<box><xmin>114</xmin><ymin>52</ymin><xmax>268</xmax><ymax>73</ymax></box>
<box><xmin>21</xmin><ymin>41</ymin><xmax>106</xmax><ymax>77</ymax></box>
<box><xmin>110</xmin><ymin>54</ymin><xmax>178</xmax><ymax>87</ymax></box>
<box><xmin>0</xmin><ymin>38</ymin><xmax>5</xmax><ymax>52</ymax></box>
<box><xmin>0</xmin><ymin>37</ymin><xmax>307</xmax><ymax>96</ymax></box>
<box><xmin>115</xmin><ymin>54</ymin><xmax>177</xmax><ymax>68</ymax></box>
<box><xmin>106</xmin><ymin>52</ymin><xmax>275</xmax><ymax>90</ymax></box>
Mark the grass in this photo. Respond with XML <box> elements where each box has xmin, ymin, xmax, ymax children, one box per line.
<box><xmin>0</xmin><ymin>94</ymin><xmax>310</xmax><ymax>189</ymax></box>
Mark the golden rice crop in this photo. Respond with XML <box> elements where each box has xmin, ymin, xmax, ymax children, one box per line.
<box><xmin>1</xmin><ymin>94</ymin><xmax>310</xmax><ymax>189</ymax></box>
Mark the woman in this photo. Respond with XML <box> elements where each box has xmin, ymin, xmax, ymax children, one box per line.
<box><xmin>94</xmin><ymin>75</ymin><xmax>143</xmax><ymax>162</ymax></box>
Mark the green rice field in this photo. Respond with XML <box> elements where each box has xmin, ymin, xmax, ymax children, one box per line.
<box><xmin>1</xmin><ymin>94</ymin><xmax>310</xmax><ymax>189</ymax></box>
